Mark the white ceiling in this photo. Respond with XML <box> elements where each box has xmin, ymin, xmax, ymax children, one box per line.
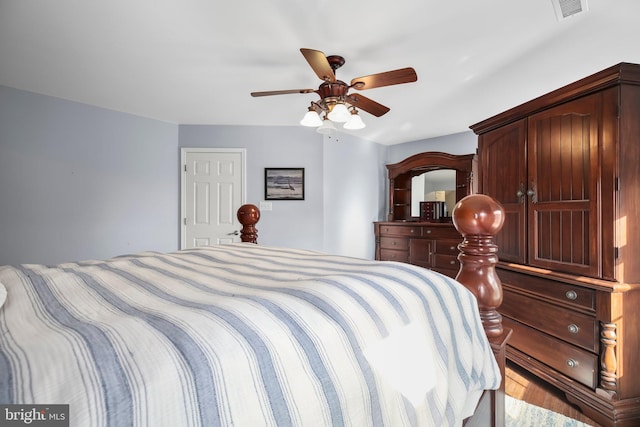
<box><xmin>1</xmin><ymin>0</ymin><xmax>639</xmax><ymax>145</ymax></box>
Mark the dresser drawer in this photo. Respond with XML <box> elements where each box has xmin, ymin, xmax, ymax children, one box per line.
<box><xmin>421</xmin><ymin>227</ymin><xmax>458</xmax><ymax>239</ymax></box>
<box><xmin>501</xmin><ymin>290</ymin><xmax>598</xmax><ymax>352</ymax></box>
<box><xmin>504</xmin><ymin>317</ymin><xmax>598</xmax><ymax>389</ymax></box>
<box><xmin>409</xmin><ymin>239</ymin><xmax>434</xmax><ymax>263</ymax></box>
<box><xmin>498</xmin><ymin>268</ymin><xmax>595</xmax><ymax>311</ymax></box>
<box><xmin>379</xmin><ymin>236</ymin><xmax>410</xmax><ymax>250</ymax></box>
<box><xmin>435</xmin><ymin>239</ymin><xmax>461</xmax><ymax>255</ymax></box>
<box><xmin>378</xmin><ymin>225</ymin><xmax>422</xmax><ymax>237</ymax></box>
<box><xmin>433</xmin><ymin>254</ymin><xmax>459</xmax><ymax>270</ymax></box>
<box><xmin>379</xmin><ymin>249</ymin><xmax>409</xmax><ymax>263</ymax></box>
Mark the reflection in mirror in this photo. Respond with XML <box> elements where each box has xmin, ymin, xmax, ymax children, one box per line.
<box><xmin>411</xmin><ymin>169</ymin><xmax>456</xmax><ymax>217</ymax></box>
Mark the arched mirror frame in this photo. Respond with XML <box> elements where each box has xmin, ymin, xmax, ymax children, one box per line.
<box><xmin>386</xmin><ymin>152</ymin><xmax>476</xmax><ymax>221</ymax></box>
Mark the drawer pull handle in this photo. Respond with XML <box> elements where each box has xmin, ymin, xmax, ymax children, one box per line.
<box><xmin>566</xmin><ymin>359</ymin><xmax>579</xmax><ymax>368</ymax></box>
<box><xmin>410</xmin><ymin>229</ymin><xmax>415</xmax><ymax>233</ymax></box>
<box><xmin>426</xmin><ymin>230</ymin><xmax>431</xmax><ymax>234</ymax></box>
<box><xmin>449</xmin><ymin>260</ymin><xmax>455</xmax><ymax>265</ymax></box>
<box><xmin>568</xmin><ymin>324</ymin><xmax>580</xmax><ymax>334</ymax></box>
<box><xmin>392</xmin><ymin>241</ymin><xmax>396</xmax><ymax>245</ymax></box>
<box><xmin>565</xmin><ymin>290</ymin><xmax>578</xmax><ymax>300</ymax></box>
<box><xmin>449</xmin><ymin>246</ymin><xmax>456</xmax><ymax>250</ymax></box>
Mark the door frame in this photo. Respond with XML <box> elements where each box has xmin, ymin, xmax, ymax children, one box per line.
<box><xmin>180</xmin><ymin>147</ymin><xmax>247</xmax><ymax>249</ymax></box>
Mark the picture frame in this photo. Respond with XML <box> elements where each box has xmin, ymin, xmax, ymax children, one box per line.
<box><xmin>265</xmin><ymin>168</ymin><xmax>305</xmax><ymax>200</ymax></box>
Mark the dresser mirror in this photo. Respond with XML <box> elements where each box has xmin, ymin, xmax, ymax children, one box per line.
<box><xmin>411</xmin><ymin>169</ymin><xmax>457</xmax><ymax>217</ymax></box>
<box><xmin>386</xmin><ymin>152</ymin><xmax>475</xmax><ymax>221</ymax></box>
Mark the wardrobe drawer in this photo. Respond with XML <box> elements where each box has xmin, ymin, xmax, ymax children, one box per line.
<box><xmin>378</xmin><ymin>225</ymin><xmax>422</xmax><ymax>237</ymax></box>
<box><xmin>379</xmin><ymin>249</ymin><xmax>409</xmax><ymax>263</ymax></box>
<box><xmin>498</xmin><ymin>268</ymin><xmax>595</xmax><ymax>311</ymax></box>
<box><xmin>501</xmin><ymin>290</ymin><xmax>598</xmax><ymax>352</ymax></box>
<box><xmin>379</xmin><ymin>236</ymin><xmax>410</xmax><ymax>250</ymax></box>
<box><xmin>435</xmin><ymin>239</ymin><xmax>461</xmax><ymax>255</ymax></box>
<box><xmin>504</xmin><ymin>317</ymin><xmax>598</xmax><ymax>389</ymax></box>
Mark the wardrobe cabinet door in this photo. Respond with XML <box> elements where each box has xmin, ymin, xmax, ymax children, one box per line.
<box><xmin>527</xmin><ymin>94</ymin><xmax>600</xmax><ymax>277</ymax></box>
<box><xmin>478</xmin><ymin>119</ymin><xmax>527</xmax><ymax>264</ymax></box>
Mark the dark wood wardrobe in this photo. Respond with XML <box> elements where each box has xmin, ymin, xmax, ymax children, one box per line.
<box><xmin>471</xmin><ymin>63</ymin><xmax>640</xmax><ymax>427</ymax></box>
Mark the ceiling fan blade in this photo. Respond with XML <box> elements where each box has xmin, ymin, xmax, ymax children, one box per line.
<box><xmin>251</xmin><ymin>89</ymin><xmax>316</xmax><ymax>97</ymax></box>
<box><xmin>350</xmin><ymin>67</ymin><xmax>417</xmax><ymax>90</ymax></box>
<box><xmin>346</xmin><ymin>94</ymin><xmax>390</xmax><ymax>117</ymax></box>
<box><xmin>300</xmin><ymin>48</ymin><xmax>336</xmax><ymax>82</ymax></box>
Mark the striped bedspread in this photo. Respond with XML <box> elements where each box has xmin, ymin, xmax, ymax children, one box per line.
<box><xmin>0</xmin><ymin>244</ymin><xmax>500</xmax><ymax>426</ymax></box>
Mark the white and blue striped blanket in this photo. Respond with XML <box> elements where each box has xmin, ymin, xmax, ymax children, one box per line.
<box><xmin>0</xmin><ymin>244</ymin><xmax>500</xmax><ymax>426</ymax></box>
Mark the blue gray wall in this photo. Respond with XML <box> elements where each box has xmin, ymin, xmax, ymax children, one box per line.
<box><xmin>0</xmin><ymin>86</ymin><xmax>179</xmax><ymax>265</ymax></box>
<box><xmin>322</xmin><ymin>133</ymin><xmax>386</xmax><ymax>257</ymax></box>
<box><xmin>0</xmin><ymin>85</ymin><xmax>474</xmax><ymax>265</ymax></box>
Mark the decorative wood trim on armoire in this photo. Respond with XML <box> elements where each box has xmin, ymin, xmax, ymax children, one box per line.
<box><xmin>471</xmin><ymin>62</ymin><xmax>640</xmax><ymax>427</ymax></box>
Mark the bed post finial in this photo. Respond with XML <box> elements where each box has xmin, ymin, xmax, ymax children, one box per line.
<box><xmin>452</xmin><ymin>194</ymin><xmax>505</xmax><ymax>337</ymax></box>
<box><xmin>237</xmin><ymin>204</ymin><xmax>260</xmax><ymax>244</ymax></box>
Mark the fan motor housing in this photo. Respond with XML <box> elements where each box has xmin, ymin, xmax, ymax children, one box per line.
<box><xmin>317</xmin><ymin>81</ymin><xmax>349</xmax><ymax>99</ymax></box>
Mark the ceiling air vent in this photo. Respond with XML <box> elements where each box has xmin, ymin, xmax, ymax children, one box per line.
<box><xmin>552</xmin><ymin>0</ymin><xmax>589</xmax><ymax>21</ymax></box>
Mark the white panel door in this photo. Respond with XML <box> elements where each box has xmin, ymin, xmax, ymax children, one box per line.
<box><xmin>181</xmin><ymin>149</ymin><xmax>245</xmax><ymax>249</ymax></box>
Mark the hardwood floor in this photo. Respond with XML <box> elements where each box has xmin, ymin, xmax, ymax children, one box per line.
<box><xmin>505</xmin><ymin>362</ymin><xmax>601</xmax><ymax>426</ymax></box>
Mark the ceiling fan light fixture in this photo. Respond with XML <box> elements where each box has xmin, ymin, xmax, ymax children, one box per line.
<box><xmin>251</xmin><ymin>48</ymin><xmax>418</xmax><ymax>133</ymax></box>
<box><xmin>300</xmin><ymin>107</ymin><xmax>322</xmax><ymax>127</ymax></box>
<box><xmin>316</xmin><ymin>117</ymin><xmax>337</xmax><ymax>134</ymax></box>
<box><xmin>343</xmin><ymin>109</ymin><xmax>366</xmax><ymax>130</ymax></box>
<box><xmin>327</xmin><ymin>102</ymin><xmax>350</xmax><ymax>123</ymax></box>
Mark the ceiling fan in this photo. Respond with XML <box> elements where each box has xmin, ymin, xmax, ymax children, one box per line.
<box><xmin>250</xmin><ymin>48</ymin><xmax>418</xmax><ymax>132</ymax></box>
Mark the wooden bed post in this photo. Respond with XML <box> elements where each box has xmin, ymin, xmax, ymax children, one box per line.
<box><xmin>453</xmin><ymin>194</ymin><xmax>511</xmax><ymax>427</ymax></box>
<box><xmin>452</xmin><ymin>194</ymin><xmax>505</xmax><ymax>336</ymax></box>
<box><xmin>237</xmin><ymin>204</ymin><xmax>260</xmax><ymax>243</ymax></box>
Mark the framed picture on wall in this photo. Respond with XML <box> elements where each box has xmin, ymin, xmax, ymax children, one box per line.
<box><xmin>265</xmin><ymin>168</ymin><xmax>305</xmax><ymax>200</ymax></box>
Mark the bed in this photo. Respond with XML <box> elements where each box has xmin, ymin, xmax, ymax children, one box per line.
<box><xmin>0</xmin><ymin>195</ymin><xmax>508</xmax><ymax>427</ymax></box>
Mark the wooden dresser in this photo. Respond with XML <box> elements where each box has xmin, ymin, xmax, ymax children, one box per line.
<box><xmin>471</xmin><ymin>63</ymin><xmax>640</xmax><ymax>427</ymax></box>
<box><xmin>374</xmin><ymin>222</ymin><xmax>461</xmax><ymax>278</ymax></box>
<box><xmin>374</xmin><ymin>152</ymin><xmax>475</xmax><ymax>278</ymax></box>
